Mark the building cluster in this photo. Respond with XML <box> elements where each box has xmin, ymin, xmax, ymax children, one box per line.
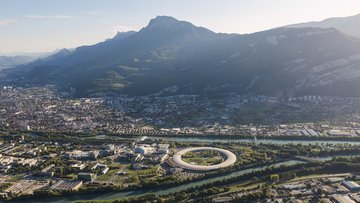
<box><xmin>271</xmin><ymin>178</ymin><xmax>360</xmax><ymax>203</ymax></box>
<box><xmin>0</xmin><ymin>138</ymin><xmax>43</xmax><ymax>173</ymax></box>
<box><xmin>130</xmin><ymin>143</ymin><xmax>170</xmax><ymax>170</ymax></box>
<box><xmin>3</xmin><ymin>87</ymin><xmax>360</xmax><ymax>137</ymax></box>
<box><xmin>213</xmin><ymin>175</ymin><xmax>360</xmax><ymax>203</ymax></box>
<box><xmin>0</xmin><ymin>136</ymin><xmax>178</xmax><ymax>200</ymax></box>
<box><xmin>0</xmin><ymin>87</ymin><xmax>141</xmax><ymax>133</ymax></box>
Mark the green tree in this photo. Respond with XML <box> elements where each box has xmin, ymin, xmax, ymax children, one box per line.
<box><xmin>270</xmin><ymin>174</ymin><xmax>280</xmax><ymax>182</ymax></box>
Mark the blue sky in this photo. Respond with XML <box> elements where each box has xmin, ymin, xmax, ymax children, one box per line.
<box><xmin>1</xmin><ymin>0</ymin><xmax>360</xmax><ymax>54</ymax></box>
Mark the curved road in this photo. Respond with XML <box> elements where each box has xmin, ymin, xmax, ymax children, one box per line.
<box><xmin>173</xmin><ymin>147</ymin><xmax>237</xmax><ymax>171</ymax></box>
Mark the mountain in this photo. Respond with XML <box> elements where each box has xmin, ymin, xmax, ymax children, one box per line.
<box><xmin>5</xmin><ymin>16</ymin><xmax>360</xmax><ymax>97</ymax></box>
<box><xmin>0</xmin><ymin>55</ymin><xmax>35</xmax><ymax>70</ymax></box>
<box><xmin>287</xmin><ymin>13</ymin><xmax>360</xmax><ymax>38</ymax></box>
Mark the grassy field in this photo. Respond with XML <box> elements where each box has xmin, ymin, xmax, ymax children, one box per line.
<box><xmin>96</xmin><ymin>169</ymin><xmax>118</xmax><ymax>182</ymax></box>
<box><xmin>182</xmin><ymin>150</ymin><xmax>224</xmax><ymax>166</ymax></box>
<box><xmin>9</xmin><ymin>174</ymin><xmax>25</xmax><ymax>182</ymax></box>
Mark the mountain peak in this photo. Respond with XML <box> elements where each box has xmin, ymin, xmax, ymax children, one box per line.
<box><xmin>145</xmin><ymin>16</ymin><xmax>199</xmax><ymax>31</ymax></box>
<box><xmin>148</xmin><ymin>16</ymin><xmax>182</xmax><ymax>27</ymax></box>
<box><xmin>142</xmin><ymin>16</ymin><xmax>216</xmax><ymax>39</ymax></box>
<box><xmin>54</xmin><ymin>48</ymin><xmax>72</xmax><ymax>56</ymax></box>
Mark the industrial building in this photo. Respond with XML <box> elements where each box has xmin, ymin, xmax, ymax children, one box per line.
<box><xmin>342</xmin><ymin>181</ymin><xmax>360</xmax><ymax>191</ymax></box>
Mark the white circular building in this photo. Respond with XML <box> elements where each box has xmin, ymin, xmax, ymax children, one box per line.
<box><xmin>172</xmin><ymin>147</ymin><xmax>237</xmax><ymax>171</ymax></box>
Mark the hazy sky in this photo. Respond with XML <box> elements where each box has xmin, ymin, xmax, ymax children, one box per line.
<box><xmin>1</xmin><ymin>0</ymin><xmax>360</xmax><ymax>54</ymax></box>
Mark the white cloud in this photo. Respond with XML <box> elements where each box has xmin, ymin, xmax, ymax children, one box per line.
<box><xmin>0</xmin><ymin>19</ymin><xmax>14</xmax><ymax>26</ymax></box>
<box><xmin>27</xmin><ymin>15</ymin><xmax>74</xmax><ymax>19</ymax></box>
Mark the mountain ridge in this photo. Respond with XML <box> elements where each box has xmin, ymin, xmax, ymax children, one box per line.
<box><xmin>286</xmin><ymin>13</ymin><xmax>360</xmax><ymax>38</ymax></box>
<box><xmin>4</xmin><ymin>16</ymin><xmax>360</xmax><ymax>97</ymax></box>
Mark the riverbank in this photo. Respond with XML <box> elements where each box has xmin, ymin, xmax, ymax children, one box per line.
<box><xmin>90</xmin><ymin>135</ymin><xmax>360</xmax><ymax>146</ymax></box>
<box><xmin>14</xmin><ymin>160</ymin><xmax>305</xmax><ymax>203</ymax></box>
<box><xmin>12</xmin><ymin>130</ymin><xmax>360</xmax><ymax>143</ymax></box>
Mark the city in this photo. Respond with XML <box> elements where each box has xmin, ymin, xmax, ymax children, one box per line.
<box><xmin>2</xmin><ymin>1</ymin><xmax>360</xmax><ymax>202</ymax></box>
<box><xmin>1</xmin><ymin>86</ymin><xmax>360</xmax><ymax>202</ymax></box>
<box><xmin>2</xmin><ymin>86</ymin><xmax>360</xmax><ymax>139</ymax></box>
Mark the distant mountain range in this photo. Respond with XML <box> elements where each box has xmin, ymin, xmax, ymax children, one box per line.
<box><xmin>5</xmin><ymin>16</ymin><xmax>360</xmax><ymax>97</ymax></box>
<box><xmin>0</xmin><ymin>55</ymin><xmax>35</xmax><ymax>70</ymax></box>
<box><xmin>287</xmin><ymin>13</ymin><xmax>360</xmax><ymax>38</ymax></box>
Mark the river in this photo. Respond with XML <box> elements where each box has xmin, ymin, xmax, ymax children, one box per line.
<box><xmin>24</xmin><ymin>160</ymin><xmax>304</xmax><ymax>203</ymax></box>
<box><xmin>93</xmin><ymin>135</ymin><xmax>360</xmax><ymax>146</ymax></box>
<box><xmin>24</xmin><ymin>135</ymin><xmax>360</xmax><ymax>202</ymax></box>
